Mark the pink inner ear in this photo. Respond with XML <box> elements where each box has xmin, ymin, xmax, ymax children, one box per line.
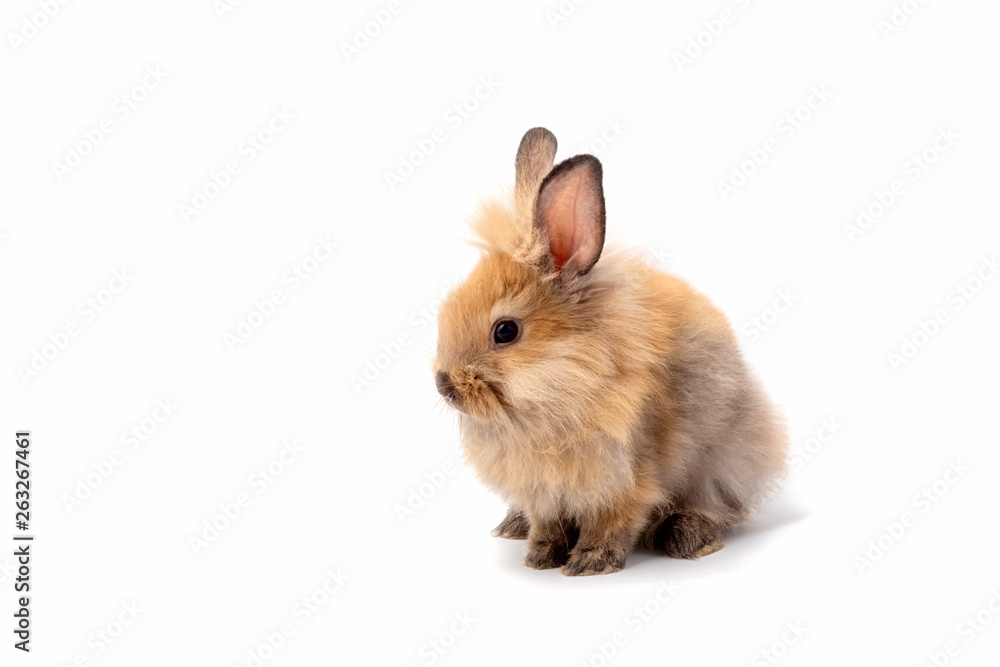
<box><xmin>547</xmin><ymin>172</ymin><xmax>586</xmax><ymax>271</ymax></box>
<box><xmin>538</xmin><ymin>164</ymin><xmax>602</xmax><ymax>273</ymax></box>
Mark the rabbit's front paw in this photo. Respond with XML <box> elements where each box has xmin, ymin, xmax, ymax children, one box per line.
<box><xmin>492</xmin><ymin>509</ymin><xmax>530</xmax><ymax>540</ymax></box>
<box><xmin>524</xmin><ymin>540</ymin><xmax>570</xmax><ymax>569</ymax></box>
<box><xmin>562</xmin><ymin>546</ymin><xmax>626</xmax><ymax>576</ymax></box>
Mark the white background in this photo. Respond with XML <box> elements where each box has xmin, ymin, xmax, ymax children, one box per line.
<box><xmin>2</xmin><ymin>0</ymin><xmax>999</xmax><ymax>665</ymax></box>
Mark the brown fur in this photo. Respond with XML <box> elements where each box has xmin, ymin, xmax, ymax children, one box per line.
<box><xmin>435</xmin><ymin>128</ymin><xmax>787</xmax><ymax>575</ymax></box>
<box><xmin>492</xmin><ymin>508</ymin><xmax>530</xmax><ymax>539</ymax></box>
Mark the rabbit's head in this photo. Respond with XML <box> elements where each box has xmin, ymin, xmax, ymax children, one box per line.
<box><xmin>435</xmin><ymin>128</ymin><xmax>629</xmax><ymax>434</ymax></box>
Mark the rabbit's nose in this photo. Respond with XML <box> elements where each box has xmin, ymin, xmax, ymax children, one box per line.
<box><xmin>436</xmin><ymin>370</ymin><xmax>457</xmax><ymax>401</ymax></box>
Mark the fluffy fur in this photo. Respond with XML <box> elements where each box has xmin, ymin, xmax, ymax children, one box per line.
<box><xmin>434</xmin><ymin>128</ymin><xmax>787</xmax><ymax>575</ymax></box>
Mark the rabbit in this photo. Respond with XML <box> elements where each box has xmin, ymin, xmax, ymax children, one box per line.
<box><xmin>433</xmin><ymin>127</ymin><xmax>787</xmax><ymax>576</ymax></box>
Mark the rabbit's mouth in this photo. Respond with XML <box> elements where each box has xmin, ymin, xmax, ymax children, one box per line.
<box><xmin>436</xmin><ymin>367</ymin><xmax>510</xmax><ymax>418</ymax></box>
<box><xmin>436</xmin><ymin>370</ymin><xmax>463</xmax><ymax>408</ymax></box>
<box><xmin>442</xmin><ymin>388</ymin><xmax>466</xmax><ymax>413</ymax></box>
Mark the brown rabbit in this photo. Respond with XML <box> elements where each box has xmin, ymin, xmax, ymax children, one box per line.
<box><xmin>434</xmin><ymin>127</ymin><xmax>787</xmax><ymax>576</ymax></box>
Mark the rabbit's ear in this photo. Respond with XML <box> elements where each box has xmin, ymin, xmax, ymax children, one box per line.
<box><xmin>514</xmin><ymin>127</ymin><xmax>557</xmax><ymax>218</ymax></box>
<box><xmin>534</xmin><ymin>154</ymin><xmax>606</xmax><ymax>277</ymax></box>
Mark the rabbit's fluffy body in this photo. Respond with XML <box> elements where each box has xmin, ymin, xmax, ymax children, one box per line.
<box><xmin>435</xmin><ymin>128</ymin><xmax>786</xmax><ymax>575</ymax></box>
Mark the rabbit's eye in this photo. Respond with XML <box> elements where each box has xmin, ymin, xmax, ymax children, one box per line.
<box><xmin>493</xmin><ymin>320</ymin><xmax>520</xmax><ymax>345</ymax></box>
